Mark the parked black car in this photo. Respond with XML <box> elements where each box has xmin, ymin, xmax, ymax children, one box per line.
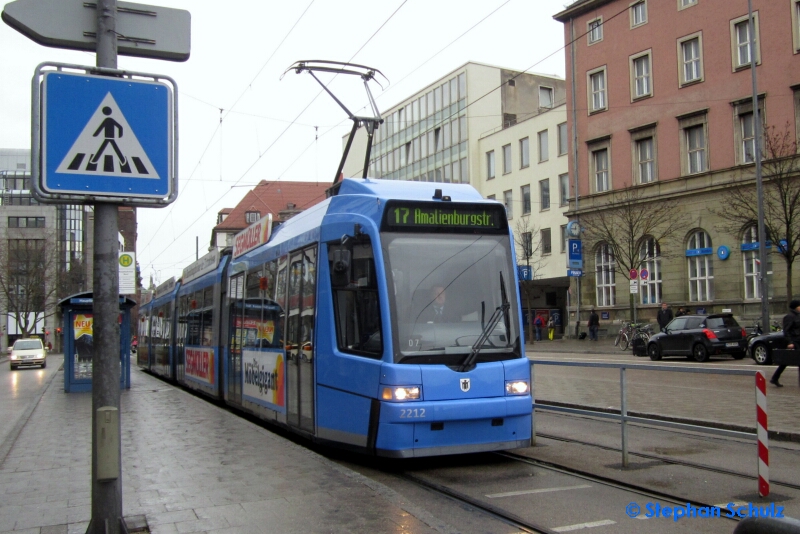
<box><xmin>748</xmin><ymin>331</ymin><xmax>787</xmax><ymax>365</ymax></box>
<box><xmin>646</xmin><ymin>314</ymin><xmax>747</xmax><ymax>362</ymax></box>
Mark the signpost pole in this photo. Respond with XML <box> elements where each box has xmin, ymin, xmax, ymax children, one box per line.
<box><xmin>90</xmin><ymin>1</ymin><xmax>123</xmax><ymax>532</ymax></box>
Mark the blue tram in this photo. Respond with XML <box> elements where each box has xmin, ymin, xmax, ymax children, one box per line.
<box><xmin>138</xmin><ymin>178</ymin><xmax>531</xmax><ymax>457</ymax></box>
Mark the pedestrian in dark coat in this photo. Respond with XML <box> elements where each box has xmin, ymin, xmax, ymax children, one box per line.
<box><xmin>657</xmin><ymin>302</ymin><xmax>673</xmax><ymax>331</ymax></box>
<box><xmin>588</xmin><ymin>309</ymin><xmax>600</xmax><ymax>341</ymax></box>
<box><xmin>771</xmin><ymin>300</ymin><xmax>800</xmax><ymax>387</ymax></box>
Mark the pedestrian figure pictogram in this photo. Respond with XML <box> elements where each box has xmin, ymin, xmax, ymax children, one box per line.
<box><xmin>56</xmin><ymin>92</ymin><xmax>159</xmax><ymax>179</ymax></box>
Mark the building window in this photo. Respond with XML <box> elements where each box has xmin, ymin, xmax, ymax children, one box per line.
<box><xmin>245</xmin><ymin>211</ymin><xmax>260</xmax><ymax>224</ymax></box>
<box><xmin>678</xmin><ymin>33</ymin><xmax>703</xmax><ymax>86</ymax></box>
<box><xmin>559</xmin><ymin>173</ymin><xmax>570</xmax><ymax>206</ymax></box>
<box><xmin>558</xmin><ymin>123</ymin><xmax>568</xmax><ymax>156</ymax></box>
<box><xmin>687</xmin><ymin>230</ymin><xmax>714</xmax><ymax>301</ymax></box>
<box><xmin>635</xmin><ymin>137</ymin><xmax>655</xmax><ymax>183</ymax></box>
<box><xmin>540</xmin><ymin>86</ymin><xmax>553</xmax><ymax>109</ymax></box>
<box><xmin>588</xmin><ymin>67</ymin><xmax>607</xmax><ymax>113</ymax></box>
<box><xmin>520</xmin><ymin>137</ymin><xmax>530</xmax><ymax>168</ymax></box>
<box><xmin>589</xmin><ymin>144</ymin><xmax>610</xmax><ymax>193</ymax></box>
<box><xmin>595</xmin><ymin>244</ymin><xmax>616</xmax><ymax>307</ymax></box>
<box><xmin>540</xmin><ymin>179</ymin><xmax>550</xmax><ymax>211</ymax></box>
<box><xmin>8</xmin><ymin>216</ymin><xmax>45</xmax><ymax>228</ymax></box>
<box><xmin>732</xmin><ymin>101</ymin><xmax>766</xmax><ymax>166</ymax></box>
<box><xmin>502</xmin><ymin>144</ymin><xmax>512</xmax><ymax>174</ymax></box>
<box><xmin>731</xmin><ymin>14</ymin><xmax>761</xmax><ymax>70</ymax></box>
<box><xmin>538</xmin><ymin>130</ymin><xmax>549</xmax><ymax>162</ymax></box>
<box><xmin>792</xmin><ymin>0</ymin><xmax>800</xmax><ymax>53</ymax></box>
<box><xmin>742</xmin><ymin>224</ymin><xmax>772</xmax><ymax>299</ymax></box>
<box><xmin>588</xmin><ymin>17</ymin><xmax>603</xmax><ymax>44</ymax></box>
<box><xmin>560</xmin><ymin>225</ymin><xmax>568</xmax><ymax>253</ymax></box>
<box><xmin>631</xmin><ymin>0</ymin><xmax>647</xmax><ymax>27</ymax></box>
<box><xmin>639</xmin><ymin>237</ymin><xmax>662</xmax><ymax>305</ymax></box>
<box><xmin>487</xmin><ymin>150</ymin><xmax>495</xmax><ymax>180</ymax></box>
<box><xmin>521</xmin><ymin>232</ymin><xmax>533</xmax><ymax>260</ymax></box>
<box><xmin>679</xmin><ymin>0</ymin><xmax>698</xmax><ymax>9</ymax></box>
<box><xmin>630</xmin><ymin>50</ymin><xmax>652</xmax><ymax>100</ymax></box>
<box><xmin>678</xmin><ymin>111</ymin><xmax>708</xmax><ymax>176</ymax></box>
<box><xmin>522</xmin><ymin>185</ymin><xmax>531</xmax><ymax>215</ymax></box>
<box><xmin>503</xmin><ymin>190</ymin><xmax>513</xmax><ymax>219</ymax></box>
<box><xmin>541</xmin><ymin>228</ymin><xmax>552</xmax><ymax>255</ymax></box>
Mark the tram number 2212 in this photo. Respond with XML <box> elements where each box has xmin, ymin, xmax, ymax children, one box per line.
<box><xmin>400</xmin><ymin>408</ymin><xmax>426</xmax><ymax>419</ymax></box>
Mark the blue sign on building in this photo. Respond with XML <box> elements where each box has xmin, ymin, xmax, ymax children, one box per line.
<box><xmin>37</xmin><ymin>68</ymin><xmax>176</xmax><ymax>204</ymax></box>
<box><xmin>567</xmin><ymin>269</ymin><xmax>583</xmax><ymax>277</ymax></box>
<box><xmin>517</xmin><ymin>265</ymin><xmax>533</xmax><ymax>281</ymax></box>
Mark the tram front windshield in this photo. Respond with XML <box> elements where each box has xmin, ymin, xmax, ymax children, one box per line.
<box><xmin>383</xmin><ymin>233</ymin><xmax>520</xmax><ymax>364</ymax></box>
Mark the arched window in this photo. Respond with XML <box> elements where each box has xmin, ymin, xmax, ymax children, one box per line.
<box><xmin>595</xmin><ymin>244</ymin><xmax>616</xmax><ymax>307</ymax></box>
<box><xmin>639</xmin><ymin>237</ymin><xmax>662</xmax><ymax>305</ymax></box>
<box><xmin>687</xmin><ymin>230</ymin><xmax>714</xmax><ymax>301</ymax></box>
<box><xmin>742</xmin><ymin>225</ymin><xmax>772</xmax><ymax>299</ymax></box>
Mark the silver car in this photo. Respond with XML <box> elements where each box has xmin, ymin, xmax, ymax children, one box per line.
<box><xmin>8</xmin><ymin>338</ymin><xmax>47</xmax><ymax>370</ymax></box>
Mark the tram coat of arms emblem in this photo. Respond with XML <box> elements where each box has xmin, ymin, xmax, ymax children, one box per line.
<box><xmin>460</xmin><ymin>378</ymin><xmax>471</xmax><ymax>392</ymax></box>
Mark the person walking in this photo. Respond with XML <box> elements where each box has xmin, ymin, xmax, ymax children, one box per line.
<box><xmin>533</xmin><ymin>315</ymin><xmax>544</xmax><ymax>341</ymax></box>
<box><xmin>588</xmin><ymin>309</ymin><xmax>599</xmax><ymax>341</ymax></box>
<box><xmin>547</xmin><ymin>315</ymin><xmax>555</xmax><ymax>340</ymax></box>
<box><xmin>657</xmin><ymin>302</ymin><xmax>674</xmax><ymax>331</ymax></box>
<box><xmin>771</xmin><ymin>300</ymin><xmax>800</xmax><ymax>387</ymax></box>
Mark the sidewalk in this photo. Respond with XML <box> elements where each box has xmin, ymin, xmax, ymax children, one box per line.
<box><xmin>0</xmin><ymin>360</ymin><xmax>443</xmax><ymax>534</ymax></box>
<box><xmin>526</xmin><ymin>336</ymin><xmax>624</xmax><ymax>355</ymax></box>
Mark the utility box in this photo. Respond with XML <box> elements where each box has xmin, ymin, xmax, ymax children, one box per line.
<box><xmin>59</xmin><ymin>292</ymin><xmax>136</xmax><ymax>393</ymax></box>
<box><xmin>96</xmin><ymin>406</ymin><xmax>120</xmax><ymax>481</ymax></box>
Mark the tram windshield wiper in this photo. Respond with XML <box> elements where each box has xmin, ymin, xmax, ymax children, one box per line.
<box><xmin>458</xmin><ymin>272</ymin><xmax>509</xmax><ymax>373</ymax></box>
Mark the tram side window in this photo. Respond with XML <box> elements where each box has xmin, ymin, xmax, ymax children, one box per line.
<box><xmin>328</xmin><ymin>240</ymin><xmax>383</xmax><ymax>358</ymax></box>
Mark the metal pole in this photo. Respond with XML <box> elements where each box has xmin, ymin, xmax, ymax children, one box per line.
<box><xmin>749</xmin><ymin>0</ymin><xmax>770</xmax><ymax>328</ymax></box>
<box><xmin>569</xmin><ymin>18</ymin><xmax>581</xmax><ymax>339</ymax></box>
<box><xmin>90</xmin><ymin>1</ymin><xmax>123</xmax><ymax>533</ymax></box>
<box><xmin>620</xmin><ymin>367</ymin><xmax>629</xmax><ymax>467</ymax></box>
<box><xmin>530</xmin><ymin>362</ymin><xmax>536</xmax><ymax>446</ymax></box>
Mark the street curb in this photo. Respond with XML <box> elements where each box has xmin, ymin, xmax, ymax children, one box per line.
<box><xmin>536</xmin><ymin>400</ymin><xmax>800</xmax><ymax>444</ymax></box>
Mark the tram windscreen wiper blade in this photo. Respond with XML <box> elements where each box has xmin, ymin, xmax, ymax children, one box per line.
<box><xmin>458</xmin><ymin>272</ymin><xmax>510</xmax><ymax>373</ymax></box>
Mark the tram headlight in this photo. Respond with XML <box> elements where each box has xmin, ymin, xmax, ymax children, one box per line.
<box><xmin>381</xmin><ymin>386</ymin><xmax>421</xmax><ymax>401</ymax></box>
<box><xmin>505</xmin><ymin>380</ymin><xmax>529</xmax><ymax>395</ymax></box>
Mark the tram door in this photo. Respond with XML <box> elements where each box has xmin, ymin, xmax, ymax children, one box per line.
<box><xmin>285</xmin><ymin>247</ymin><xmax>316</xmax><ymax>433</ymax></box>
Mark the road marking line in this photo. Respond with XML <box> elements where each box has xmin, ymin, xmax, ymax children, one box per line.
<box><xmin>552</xmin><ymin>519</ymin><xmax>616</xmax><ymax>532</ymax></box>
<box><xmin>486</xmin><ymin>484</ymin><xmax>592</xmax><ymax>499</ymax></box>
<box><xmin>714</xmin><ymin>501</ymin><xmax>748</xmax><ymax>508</ymax></box>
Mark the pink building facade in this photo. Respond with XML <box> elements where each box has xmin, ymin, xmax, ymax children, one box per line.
<box><xmin>555</xmin><ymin>0</ymin><xmax>800</xmax><ymax>320</ymax></box>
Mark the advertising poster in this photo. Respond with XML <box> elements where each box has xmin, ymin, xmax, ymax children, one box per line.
<box><xmin>74</xmin><ymin>313</ymin><xmax>94</xmax><ymax>380</ymax></box>
<box><xmin>242</xmin><ymin>349</ymin><xmax>285</xmax><ymax>411</ymax></box>
<box><xmin>185</xmin><ymin>347</ymin><xmax>214</xmax><ymax>384</ymax></box>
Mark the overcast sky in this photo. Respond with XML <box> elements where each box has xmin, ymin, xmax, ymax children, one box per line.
<box><xmin>1</xmin><ymin>0</ymin><xmax>570</xmax><ymax>284</ymax></box>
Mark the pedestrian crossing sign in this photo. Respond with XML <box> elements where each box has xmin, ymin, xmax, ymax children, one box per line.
<box><xmin>37</xmin><ymin>68</ymin><xmax>176</xmax><ymax>205</ymax></box>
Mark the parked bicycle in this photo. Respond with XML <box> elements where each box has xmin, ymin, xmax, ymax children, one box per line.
<box><xmin>614</xmin><ymin>322</ymin><xmax>653</xmax><ymax>350</ymax></box>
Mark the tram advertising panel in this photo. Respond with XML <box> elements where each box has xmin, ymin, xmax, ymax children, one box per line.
<box><xmin>234</xmin><ymin>299</ymin><xmax>286</xmax><ymax>412</ymax></box>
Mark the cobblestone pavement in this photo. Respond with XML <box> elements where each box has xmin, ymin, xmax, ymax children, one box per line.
<box><xmin>0</xmin><ymin>365</ymin><xmax>442</xmax><ymax>534</ymax></box>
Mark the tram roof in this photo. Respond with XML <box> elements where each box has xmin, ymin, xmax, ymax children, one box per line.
<box><xmin>335</xmin><ymin>178</ymin><xmax>485</xmax><ymax>202</ymax></box>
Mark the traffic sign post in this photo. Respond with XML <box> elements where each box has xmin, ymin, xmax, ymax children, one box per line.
<box><xmin>568</xmin><ymin>239</ymin><xmax>583</xmax><ymax>269</ymax></box>
<box><xmin>629</xmin><ymin>268</ymin><xmax>638</xmax><ymax>280</ymax></box>
<box><xmin>4</xmin><ymin>0</ymin><xmax>190</xmax><ymax>531</ymax></box>
<box><xmin>32</xmin><ymin>63</ymin><xmax>178</xmax><ymax>205</ymax></box>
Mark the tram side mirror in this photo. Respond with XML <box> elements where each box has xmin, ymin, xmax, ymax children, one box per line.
<box><xmin>331</xmin><ymin>249</ymin><xmax>351</xmax><ymax>288</ymax></box>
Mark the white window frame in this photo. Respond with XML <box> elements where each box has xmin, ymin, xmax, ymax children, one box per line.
<box><xmin>502</xmin><ymin>144</ymin><xmax>512</xmax><ymax>175</ymax></box>
<box><xmin>520</xmin><ymin>137</ymin><xmax>530</xmax><ymax>169</ymax></box>
<box><xmin>678</xmin><ymin>111</ymin><xmax>708</xmax><ymax>176</ymax></box>
<box><xmin>630</xmin><ymin>50</ymin><xmax>653</xmax><ymax>100</ymax></box>
<box><xmin>503</xmin><ymin>190</ymin><xmax>513</xmax><ymax>219</ymax></box>
<box><xmin>595</xmin><ymin>244</ymin><xmax>616</xmax><ymax>307</ymax></box>
<box><xmin>730</xmin><ymin>13</ymin><xmax>761</xmax><ymax>71</ymax></box>
<box><xmin>540</xmin><ymin>179</ymin><xmax>550</xmax><ymax>211</ymax></box>
<box><xmin>487</xmin><ymin>150</ymin><xmax>495</xmax><ymax>180</ymax></box>
<box><xmin>587</xmin><ymin>66</ymin><xmax>608</xmax><ymax>114</ymax></box>
<box><xmin>539</xmin><ymin>86</ymin><xmax>554</xmax><ymax>109</ymax></box>
<box><xmin>558</xmin><ymin>122</ymin><xmax>568</xmax><ymax>156</ymax></box>
<box><xmin>561</xmin><ymin>225</ymin><xmax>568</xmax><ymax>253</ymax></box>
<box><xmin>639</xmin><ymin>237</ymin><xmax>662</xmax><ymax>305</ymax></box>
<box><xmin>559</xmin><ymin>173</ymin><xmax>570</xmax><ymax>206</ymax></box>
<box><xmin>521</xmin><ymin>185</ymin><xmax>531</xmax><ymax>215</ymax></box>
<box><xmin>630</xmin><ymin>124</ymin><xmax>657</xmax><ymax>185</ymax></box>
<box><xmin>687</xmin><ymin>230</ymin><xmax>714</xmax><ymax>302</ymax></box>
<box><xmin>538</xmin><ymin>130</ymin><xmax>549</xmax><ymax>162</ymax></box>
<box><xmin>588</xmin><ymin>17</ymin><xmax>603</xmax><ymax>44</ymax></box>
<box><xmin>588</xmin><ymin>137</ymin><xmax>612</xmax><ymax>193</ymax></box>
<box><xmin>792</xmin><ymin>0</ymin><xmax>800</xmax><ymax>54</ymax></box>
<box><xmin>677</xmin><ymin>33</ymin><xmax>704</xmax><ymax>86</ymax></box>
<box><xmin>678</xmin><ymin>0</ymin><xmax>698</xmax><ymax>9</ymax></box>
<box><xmin>541</xmin><ymin>228</ymin><xmax>552</xmax><ymax>255</ymax></box>
<box><xmin>630</xmin><ymin>0</ymin><xmax>647</xmax><ymax>28</ymax></box>
<box><xmin>742</xmin><ymin>225</ymin><xmax>772</xmax><ymax>300</ymax></box>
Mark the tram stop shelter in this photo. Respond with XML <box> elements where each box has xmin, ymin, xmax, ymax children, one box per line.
<box><xmin>59</xmin><ymin>292</ymin><xmax>135</xmax><ymax>393</ymax></box>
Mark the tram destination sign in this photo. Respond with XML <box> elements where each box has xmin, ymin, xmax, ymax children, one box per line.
<box><xmin>382</xmin><ymin>201</ymin><xmax>507</xmax><ymax>233</ymax></box>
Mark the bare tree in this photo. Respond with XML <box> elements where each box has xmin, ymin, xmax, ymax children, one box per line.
<box><xmin>0</xmin><ymin>231</ymin><xmax>60</xmax><ymax>338</ymax></box>
<box><xmin>579</xmin><ymin>184</ymin><xmax>685</xmax><ymax>318</ymax></box>
<box><xmin>712</xmin><ymin>124</ymin><xmax>800</xmax><ymax>302</ymax></box>
<box><xmin>514</xmin><ymin>216</ymin><xmax>544</xmax><ymax>339</ymax></box>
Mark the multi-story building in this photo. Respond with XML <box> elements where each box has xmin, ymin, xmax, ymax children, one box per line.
<box><xmin>342</xmin><ymin>62</ymin><xmax>572</xmax><ymax>330</ymax></box>
<box><xmin>554</xmin><ymin>0</ymin><xmax>800</xmax><ymax>327</ymax></box>
<box><xmin>0</xmin><ymin>149</ymin><xmax>92</xmax><ymax>350</ymax></box>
